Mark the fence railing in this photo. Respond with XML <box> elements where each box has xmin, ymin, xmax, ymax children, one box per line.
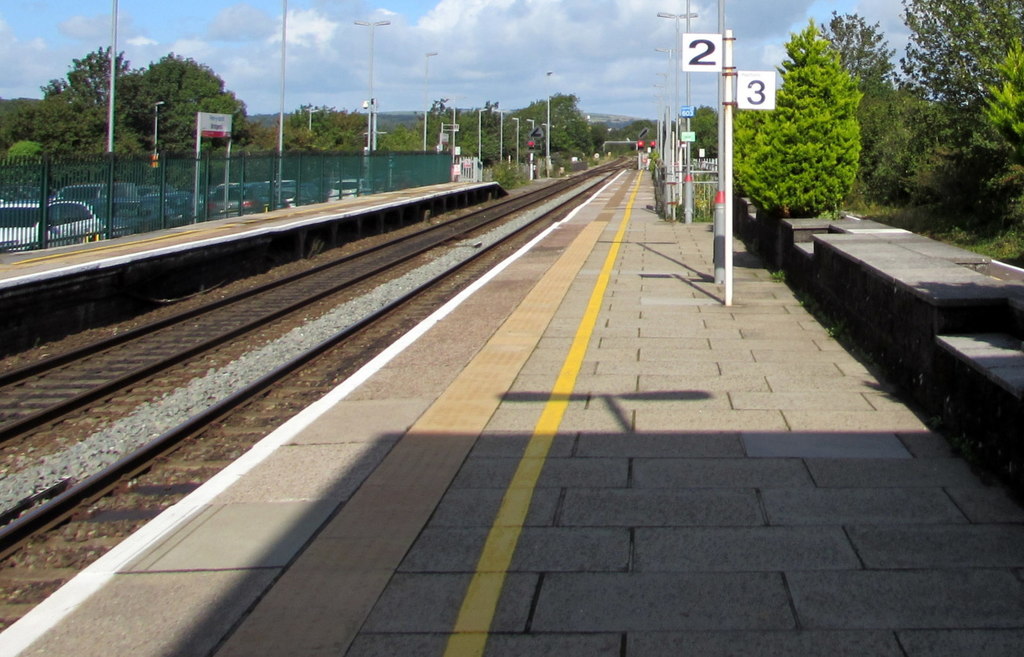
<box><xmin>0</xmin><ymin>150</ymin><xmax>453</xmax><ymax>253</ymax></box>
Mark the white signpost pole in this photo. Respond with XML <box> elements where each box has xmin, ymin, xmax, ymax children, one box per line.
<box><xmin>723</xmin><ymin>29</ymin><xmax>736</xmax><ymax>306</ymax></box>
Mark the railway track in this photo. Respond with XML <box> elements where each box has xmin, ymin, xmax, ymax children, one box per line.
<box><xmin>0</xmin><ymin>161</ymin><xmax>628</xmax><ymax>628</ymax></box>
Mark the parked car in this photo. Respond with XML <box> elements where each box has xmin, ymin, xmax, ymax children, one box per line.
<box><xmin>0</xmin><ymin>201</ymin><xmax>103</xmax><ymax>252</ymax></box>
<box><xmin>54</xmin><ymin>183</ymin><xmax>142</xmax><ymax>221</ymax></box>
<box><xmin>138</xmin><ymin>189</ymin><xmax>195</xmax><ymax>228</ymax></box>
<box><xmin>206</xmin><ymin>183</ymin><xmax>270</xmax><ymax>217</ymax></box>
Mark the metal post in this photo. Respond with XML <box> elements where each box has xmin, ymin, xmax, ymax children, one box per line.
<box><xmin>107</xmin><ymin>0</ymin><xmax>118</xmax><ymax>153</ymax></box>
<box><xmin>545</xmin><ymin>71</ymin><xmax>553</xmax><ymax>177</ymax></box>
<box><xmin>423</xmin><ymin>52</ymin><xmax>437</xmax><ymax>151</ymax></box>
<box><xmin>714</xmin><ymin>0</ymin><xmax>726</xmax><ymax>284</ymax></box>
<box><xmin>723</xmin><ymin>29</ymin><xmax>735</xmax><ymax>306</ymax></box>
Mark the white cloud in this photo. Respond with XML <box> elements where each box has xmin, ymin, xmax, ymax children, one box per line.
<box><xmin>207</xmin><ymin>3</ymin><xmax>275</xmax><ymax>42</ymax></box>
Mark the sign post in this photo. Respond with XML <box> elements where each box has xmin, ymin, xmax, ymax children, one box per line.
<box><xmin>193</xmin><ymin>112</ymin><xmax>233</xmax><ymax>222</ymax></box>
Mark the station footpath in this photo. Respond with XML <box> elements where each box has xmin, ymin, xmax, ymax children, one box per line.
<box><xmin>7</xmin><ymin>170</ymin><xmax>1024</xmax><ymax>657</ymax></box>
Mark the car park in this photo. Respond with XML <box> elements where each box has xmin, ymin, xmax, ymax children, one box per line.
<box><xmin>54</xmin><ymin>183</ymin><xmax>143</xmax><ymax>222</ymax></box>
<box><xmin>0</xmin><ymin>201</ymin><xmax>103</xmax><ymax>252</ymax></box>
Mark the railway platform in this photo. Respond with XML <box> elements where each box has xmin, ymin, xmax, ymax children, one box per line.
<box><xmin>4</xmin><ymin>170</ymin><xmax>1024</xmax><ymax>656</ymax></box>
<box><xmin>0</xmin><ymin>180</ymin><xmax>502</xmax><ymax>355</ymax></box>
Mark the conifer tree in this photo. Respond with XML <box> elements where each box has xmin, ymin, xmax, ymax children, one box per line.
<box><xmin>985</xmin><ymin>40</ymin><xmax>1024</xmax><ymax>165</ymax></box>
<box><xmin>735</xmin><ymin>21</ymin><xmax>862</xmax><ymax>218</ymax></box>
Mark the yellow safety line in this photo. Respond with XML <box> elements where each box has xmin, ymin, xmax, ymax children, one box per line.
<box><xmin>443</xmin><ymin>171</ymin><xmax>644</xmax><ymax>657</ymax></box>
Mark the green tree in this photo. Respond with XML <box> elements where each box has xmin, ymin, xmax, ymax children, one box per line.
<box><xmin>6</xmin><ymin>140</ymin><xmax>42</xmax><ymax>157</ymax></box>
<box><xmin>133</xmin><ymin>54</ymin><xmax>249</xmax><ymax>154</ymax></box>
<box><xmin>985</xmin><ymin>39</ymin><xmax>1024</xmax><ymax>164</ymax></box>
<box><xmin>902</xmin><ymin>0</ymin><xmax>1023</xmax><ymax>109</ymax></box>
<box><xmin>30</xmin><ymin>48</ymin><xmax>141</xmax><ymax>154</ymax></box>
<box><xmin>820</xmin><ymin>11</ymin><xmax>896</xmax><ymax>93</ymax></box>
<box><xmin>735</xmin><ymin>21</ymin><xmax>862</xmax><ymax>217</ymax></box>
<box><xmin>900</xmin><ymin>0</ymin><xmax>1023</xmax><ymax>218</ymax></box>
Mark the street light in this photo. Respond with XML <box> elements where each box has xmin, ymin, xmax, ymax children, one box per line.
<box><xmin>152</xmin><ymin>101</ymin><xmax>165</xmax><ymax>155</ymax></box>
<box><xmin>107</xmin><ymin>0</ymin><xmax>118</xmax><ymax>153</ymax></box>
<box><xmin>511</xmin><ymin>116</ymin><xmax>520</xmax><ymax>164</ymax></box>
<box><xmin>658</xmin><ymin>7</ymin><xmax>699</xmax><ymax>223</ymax></box>
<box><xmin>277</xmin><ymin>0</ymin><xmax>288</xmax><ymax>209</ymax></box>
<box><xmin>423</xmin><ymin>52</ymin><xmax>438</xmax><ymax>151</ymax></box>
<box><xmin>545</xmin><ymin>71</ymin><xmax>553</xmax><ymax>177</ymax></box>
<box><xmin>355</xmin><ymin>19</ymin><xmax>391</xmax><ymax>153</ymax></box>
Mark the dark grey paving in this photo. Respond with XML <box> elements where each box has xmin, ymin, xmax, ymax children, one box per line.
<box><xmin>450</xmin><ymin>456</ymin><xmax>627</xmax><ymax>489</ymax></box>
<box><xmin>360</xmin><ymin>573</ymin><xmax>537</xmax><ymax>633</ymax></box>
<box><xmin>761</xmin><ymin>488</ymin><xmax>967</xmax><ymax>525</ymax></box>
<box><xmin>426</xmin><ymin>488</ymin><xmax>559</xmax><ymax>527</ymax></box>
<box><xmin>348</xmin><ymin>633</ymin><xmax>623</xmax><ymax>657</ymax></box>
<box><xmin>787</xmin><ymin>570</ymin><xmax>1024</xmax><ymax>629</ymax></box>
<box><xmin>629</xmin><ymin>630</ymin><xmax>904</xmax><ymax>656</ymax></box>
<box><xmin>804</xmin><ymin>457</ymin><xmax>983</xmax><ymax>487</ymax></box>
<box><xmin>743</xmin><ymin>431</ymin><xmax>911</xmax><ymax>458</ymax></box>
<box><xmin>561</xmin><ymin>488</ymin><xmax>765</xmax><ymax>526</ymax></box>
<box><xmin>470</xmin><ymin>432</ymin><xmax>576</xmax><ymax>458</ymax></box>
<box><xmin>944</xmin><ymin>486</ymin><xmax>1024</xmax><ymax>523</ymax></box>
<box><xmin>846</xmin><ymin>524</ymin><xmax>1024</xmax><ymax>568</ymax></box>
<box><xmin>633</xmin><ymin>458</ymin><xmax>814</xmax><ymax>488</ymax></box>
<box><xmin>399</xmin><ymin>527</ymin><xmax>629</xmax><ymax>573</ymax></box>
<box><xmin>531</xmin><ymin>572</ymin><xmax>794</xmax><ymax>631</ymax></box>
<box><xmin>898</xmin><ymin>630</ymin><xmax>1024</xmax><ymax>657</ymax></box>
<box><xmin>576</xmin><ymin>431</ymin><xmax>744</xmax><ymax>457</ymax></box>
<box><xmin>634</xmin><ymin>527</ymin><xmax>860</xmax><ymax>572</ymax></box>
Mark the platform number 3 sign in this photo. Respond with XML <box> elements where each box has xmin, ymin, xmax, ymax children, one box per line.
<box><xmin>737</xmin><ymin>70</ymin><xmax>777</xmax><ymax>110</ymax></box>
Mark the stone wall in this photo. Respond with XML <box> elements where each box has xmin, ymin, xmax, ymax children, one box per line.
<box><xmin>735</xmin><ymin>199</ymin><xmax>1024</xmax><ymax>490</ymax></box>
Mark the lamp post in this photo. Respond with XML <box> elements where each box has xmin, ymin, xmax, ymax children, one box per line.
<box><xmin>423</xmin><ymin>52</ymin><xmax>438</xmax><ymax>151</ymax></box>
<box><xmin>658</xmin><ymin>10</ymin><xmax>698</xmax><ymax>221</ymax></box>
<box><xmin>355</xmin><ymin>19</ymin><xmax>391</xmax><ymax>153</ymax></box>
<box><xmin>277</xmin><ymin>0</ymin><xmax>288</xmax><ymax>209</ymax></box>
<box><xmin>107</xmin><ymin>0</ymin><xmax>118</xmax><ymax>153</ymax></box>
<box><xmin>152</xmin><ymin>101</ymin><xmax>165</xmax><ymax>154</ymax></box>
<box><xmin>512</xmin><ymin>117</ymin><xmax>520</xmax><ymax>164</ymax></box>
<box><xmin>545</xmin><ymin>71</ymin><xmax>553</xmax><ymax>177</ymax></box>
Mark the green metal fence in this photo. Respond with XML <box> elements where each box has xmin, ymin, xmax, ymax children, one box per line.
<box><xmin>0</xmin><ymin>151</ymin><xmax>452</xmax><ymax>253</ymax></box>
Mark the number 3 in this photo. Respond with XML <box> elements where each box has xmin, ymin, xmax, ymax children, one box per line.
<box><xmin>746</xmin><ymin>80</ymin><xmax>766</xmax><ymax>105</ymax></box>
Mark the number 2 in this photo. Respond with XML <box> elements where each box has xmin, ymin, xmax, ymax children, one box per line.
<box><xmin>687</xmin><ymin>39</ymin><xmax>716</xmax><ymax>67</ymax></box>
<box><xmin>682</xmin><ymin>33</ymin><xmax>723</xmax><ymax>72</ymax></box>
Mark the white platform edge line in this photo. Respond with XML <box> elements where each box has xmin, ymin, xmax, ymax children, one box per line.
<box><xmin>0</xmin><ymin>170</ymin><xmax>625</xmax><ymax>657</ymax></box>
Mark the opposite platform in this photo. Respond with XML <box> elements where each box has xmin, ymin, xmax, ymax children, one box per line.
<box><xmin>6</xmin><ymin>171</ymin><xmax>1024</xmax><ymax>657</ymax></box>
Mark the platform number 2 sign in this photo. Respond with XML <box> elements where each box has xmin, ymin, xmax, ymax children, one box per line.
<box><xmin>737</xmin><ymin>70</ymin><xmax>777</xmax><ymax>110</ymax></box>
<box><xmin>682</xmin><ymin>34</ymin><xmax>723</xmax><ymax>72</ymax></box>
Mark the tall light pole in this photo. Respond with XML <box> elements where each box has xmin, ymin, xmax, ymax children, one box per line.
<box><xmin>423</xmin><ymin>52</ymin><xmax>438</xmax><ymax>151</ymax></box>
<box><xmin>658</xmin><ymin>11</ymin><xmax>696</xmax><ymax>220</ymax></box>
<box><xmin>477</xmin><ymin>107</ymin><xmax>484</xmax><ymax>165</ymax></box>
<box><xmin>512</xmin><ymin>117</ymin><xmax>520</xmax><ymax>164</ymax></box>
<box><xmin>545</xmin><ymin>71</ymin><xmax>553</xmax><ymax>177</ymax></box>
<box><xmin>152</xmin><ymin>101</ymin><xmax>165</xmax><ymax>155</ymax></box>
<box><xmin>107</xmin><ymin>0</ymin><xmax>118</xmax><ymax>153</ymax></box>
<box><xmin>355</xmin><ymin>19</ymin><xmax>391</xmax><ymax>153</ymax></box>
<box><xmin>277</xmin><ymin>0</ymin><xmax>288</xmax><ymax>209</ymax></box>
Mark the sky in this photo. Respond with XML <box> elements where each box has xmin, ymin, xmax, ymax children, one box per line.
<box><xmin>0</xmin><ymin>0</ymin><xmax>910</xmax><ymax>119</ymax></box>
